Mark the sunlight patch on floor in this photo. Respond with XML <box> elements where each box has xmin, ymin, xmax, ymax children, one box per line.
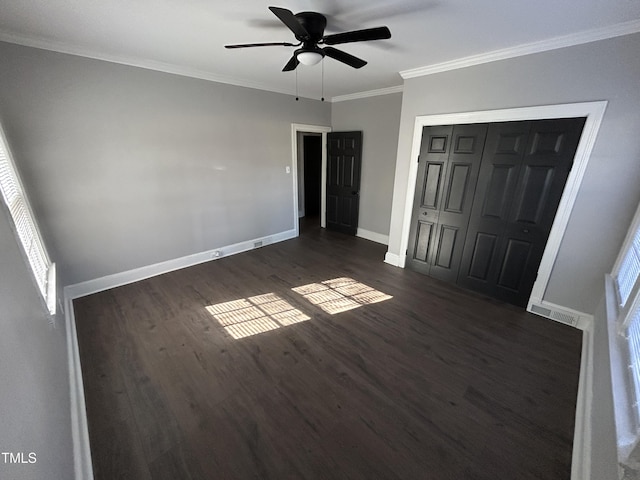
<box><xmin>206</xmin><ymin>293</ymin><xmax>309</xmax><ymax>339</ymax></box>
<box><xmin>292</xmin><ymin>277</ymin><xmax>392</xmax><ymax>315</ymax></box>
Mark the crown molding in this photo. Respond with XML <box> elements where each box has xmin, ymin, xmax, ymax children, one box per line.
<box><xmin>400</xmin><ymin>18</ymin><xmax>640</xmax><ymax>79</ymax></box>
<box><xmin>331</xmin><ymin>85</ymin><xmax>403</xmax><ymax>103</ymax></box>
<box><xmin>0</xmin><ymin>30</ymin><xmax>303</xmax><ymax>97</ymax></box>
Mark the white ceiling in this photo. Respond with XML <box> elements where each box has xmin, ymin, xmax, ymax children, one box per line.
<box><xmin>1</xmin><ymin>0</ymin><xmax>639</xmax><ymax>100</ymax></box>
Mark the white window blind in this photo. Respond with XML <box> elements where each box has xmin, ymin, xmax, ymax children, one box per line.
<box><xmin>618</xmin><ymin>226</ymin><xmax>640</xmax><ymax>307</ymax></box>
<box><xmin>0</xmin><ymin>128</ymin><xmax>55</xmax><ymax>314</ymax></box>
<box><xmin>628</xmin><ymin>305</ymin><xmax>640</xmax><ymax>416</ymax></box>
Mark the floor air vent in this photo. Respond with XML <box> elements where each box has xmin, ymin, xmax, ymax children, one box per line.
<box><xmin>529</xmin><ymin>303</ymin><xmax>579</xmax><ymax>327</ymax></box>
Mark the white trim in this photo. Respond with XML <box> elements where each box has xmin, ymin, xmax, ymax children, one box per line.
<box><xmin>571</xmin><ymin>317</ymin><xmax>594</xmax><ymax>480</ymax></box>
<box><xmin>528</xmin><ymin>298</ymin><xmax>594</xmax><ymax>330</ymax></box>
<box><xmin>384</xmin><ymin>251</ymin><xmax>402</xmax><ymax>267</ymax></box>
<box><xmin>400</xmin><ymin>19</ymin><xmax>640</xmax><ymax>79</ymax></box>
<box><xmin>0</xmin><ymin>31</ymin><xmax>303</xmax><ymax>98</ymax></box>
<box><xmin>613</xmin><ymin>202</ymin><xmax>640</xmax><ymax>276</ymax></box>
<box><xmin>391</xmin><ymin>101</ymin><xmax>607</xmax><ymax>309</ymax></box>
<box><xmin>356</xmin><ymin>228</ymin><xmax>389</xmax><ymax>245</ymax></box>
<box><xmin>64</xmin><ymin>229</ymin><xmax>296</xmax><ymax>300</ymax></box>
<box><xmin>65</xmin><ymin>295</ymin><xmax>94</xmax><ymax>480</ymax></box>
<box><xmin>291</xmin><ymin>124</ymin><xmax>331</xmax><ymax>233</ymax></box>
<box><xmin>3</xmin><ymin>18</ymin><xmax>639</xmax><ymax>98</ymax></box>
<box><xmin>331</xmin><ymin>85</ymin><xmax>403</xmax><ymax>103</ymax></box>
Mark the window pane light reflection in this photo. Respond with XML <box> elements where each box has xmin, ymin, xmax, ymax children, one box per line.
<box><xmin>292</xmin><ymin>277</ymin><xmax>392</xmax><ymax>315</ymax></box>
<box><xmin>206</xmin><ymin>293</ymin><xmax>309</xmax><ymax>339</ymax></box>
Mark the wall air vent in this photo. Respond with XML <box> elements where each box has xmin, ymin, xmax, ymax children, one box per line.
<box><xmin>529</xmin><ymin>303</ymin><xmax>579</xmax><ymax>327</ymax></box>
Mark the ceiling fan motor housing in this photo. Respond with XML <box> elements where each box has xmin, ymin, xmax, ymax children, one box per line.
<box><xmin>294</xmin><ymin>12</ymin><xmax>327</xmax><ymax>44</ymax></box>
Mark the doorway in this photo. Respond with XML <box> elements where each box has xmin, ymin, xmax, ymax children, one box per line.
<box><xmin>291</xmin><ymin>124</ymin><xmax>331</xmax><ymax>236</ymax></box>
<box><xmin>299</xmin><ymin>133</ymin><xmax>322</xmax><ymax>229</ymax></box>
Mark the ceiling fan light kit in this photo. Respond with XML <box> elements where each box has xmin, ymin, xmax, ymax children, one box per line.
<box><xmin>296</xmin><ymin>50</ymin><xmax>324</xmax><ymax>66</ymax></box>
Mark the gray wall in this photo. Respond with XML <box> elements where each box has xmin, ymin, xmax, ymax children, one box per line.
<box><xmin>388</xmin><ymin>32</ymin><xmax>640</xmax><ymax>315</ymax></box>
<box><xmin>0</xmin><ymin>42</ymin><xmax>331</xmax><ymax>286</ymax></box>
<box><xmin>0</xmin><ymin>210</ymin><xmax>73</xmax><ymax>479</ymax></box>
<box><xmin>332</xmin><ymin>93</ymin><xmax>402</xmax><ymax>239</ymax></box>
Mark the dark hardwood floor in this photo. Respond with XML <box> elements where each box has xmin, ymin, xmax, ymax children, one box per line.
<box><xmin>73</xmin><ymin>221</ymin><xmax>582</xmax><ymax>480</ymax></box>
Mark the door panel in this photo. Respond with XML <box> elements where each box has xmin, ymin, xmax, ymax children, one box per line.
<box><xmin>326</xmin><ymin>132</ymin><xmax>362</xmax><ymax>235</ymax></box>
<box><xmin>481</xmin><ymin>164</ymin><xmax>518</xmax><ymax>219</ymax></box>
<box><xmin>422</xmin><ymin>163</ymin><xmax>444</xmax><ymax>209</ymax></box>
<box><xmin>428</xmin><ymin>125</ymin><xmax>488</xmax><ymax>282</ymax></box>
<box><xmin>467</xmin><ymin>232</ymin><xmax>498</xmax><ymax>281</ymax></box>
<box><xmin>458</xmin><ymin>117</ymin><xmax>586</xmax><ymax>306</ymax></box>
<box><xmin>414</xmin><ymin>220</ymin><xmax>435</xmax><ymax>264</ymax></box>
<box><xmin>434</xmin><ymin>225</ymin><xmax>459</xmax><ymax>269</ymax></box>
<box><xmin>444</xmin><ymin>164</ymin><xmax>471</xmax><ymax>213</ymax></box>
<box><xmin>496</xmin><ymin>239</ymin><xmax>533</xmax><ymax>291</ymax></box>
<box><xmin>327</xmin><ymin>195</ymin><xmax>339</xmax><ymax>224</ymax></box>
<box><xmin>407</xmin><ymin>126</ymin><xmax>452</xmax><ymax>275</ymax></box>
<box><xmin>407</xmin><ymin>124</ymin><xmax>488</xmax><ymax>282</ymax></box>
<box><xmin>512</xmin><ymin>165</ymin><xmax>555</xmax><ymax>224</ymax></box>
<box><xmin>341</xmin><ymin>155</ymin><xmax>356</xmax><ymax>188</ymax></box>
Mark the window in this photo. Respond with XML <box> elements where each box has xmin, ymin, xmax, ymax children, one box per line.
<box><xmin>627</xmin><ymin>305</ymin><xmax>640</xmax><ymax>416</ymax></box>
<box><xmin>0</xmin><ymin>125</ymin><xmax>56</xmax><ymax>314</ymax></box>
<box><xmin>617</xmin><ymin>222</ymin><xmax>640</xmax><ymax>308</ymax></box>
<box><xmin>609</xmin><ymin>202</ymin><xmax>640</xmax><ymax>451</ymax></box>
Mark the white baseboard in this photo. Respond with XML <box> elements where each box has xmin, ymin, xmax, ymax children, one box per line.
<box><xmin>571</xmin><ymin>316</ymin><xmax>594</xmax><ymax>480</ymax></box>
<box><xmin>527</xmin><ymin>298</ymin><xmax>594</xmax><ymax>330</ymax></box>
<box><xmin>65</xmin><ymin>296</ymin><xmax>94</xmax><ymax>480</ymax></box>
<box><xmin>356</xmin><ymin>228</ymin><xmax>389</xmax><ymax>245</ymax></box>
<box><xmin>64</xmin><ymin>229</ymin><xmax>297</xmax><ymax>300</ymax></box>
<box><xmin>384</xmin><ymin>251</ymin><xmax>402</xmax><ymax>267</ymax></box>
<box><xmin>62</xmin><ymin>228</ymin><xmax>298</xmax><ymax>479</ymax></box>
<box><xmin>527</xmin><ymin>297</ymin><xmax>594</xmax><ymax>479</ymax></box>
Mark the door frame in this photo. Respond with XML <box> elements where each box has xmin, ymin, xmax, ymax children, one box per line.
<box><xmin>391</xmin><ymin>101</ymin><xmax>607</xmax><ymax>310</ymax></box>
<box><xmin>291</xmin><ymin>123</ymin><xmax>332</xmax><ymax>235</ymax></box>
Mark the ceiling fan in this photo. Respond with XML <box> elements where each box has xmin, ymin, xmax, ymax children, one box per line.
<box><xmin>225</xmin><ymin>6</ymin><xmax>391</xmax><ymax>71</ymax></box>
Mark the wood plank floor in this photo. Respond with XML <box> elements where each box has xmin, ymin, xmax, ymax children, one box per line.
<box><xmin>73</xmin><ymin>221</ymin><xmax>582</xmax><ymax>480</ymax></box>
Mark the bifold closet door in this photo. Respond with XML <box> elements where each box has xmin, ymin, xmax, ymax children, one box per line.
<box><xmin>457</xmin><ymin>118</ymin><xmax>586</xmax><ymax>306</ymax></box>
<box><xmin>406</xmin><ymin>124</ymin><xmax>488</xmax><ymax>282</ymax></box>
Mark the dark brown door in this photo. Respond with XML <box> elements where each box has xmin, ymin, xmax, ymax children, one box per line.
<box><xmin>407</xmin><ymin>124</ymin><xmax>488</xmax><ymax>282</ymax></box>
<box><xmin>457</xmin><ymin>117</ymin><xmax>586</xmax><ymax>306</ymax></box>
<box><xmin>327</xmin><ymin>131</ymin><xmax>362</xmax><ymax>235</ymax></box>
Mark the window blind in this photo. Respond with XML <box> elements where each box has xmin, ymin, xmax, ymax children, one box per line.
<box><xmin>0</xmin><ymin>132</ymin><xmax>54</xmax><ymax>312</ymax></box>
<box><xmin>628</xmin><ymin>305</ymin><xmax>640</xmax><ymax>417</ymax></box>
<box><xmin>618</xmin><ymin>226</ymin><xmax>640</xmax><ymax>307</ymax></box>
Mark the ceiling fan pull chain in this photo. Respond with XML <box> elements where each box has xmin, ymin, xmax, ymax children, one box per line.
<box><xmin>321</xmin><ymin>60</ymin><xmax>325</xmax><ymax>102</ymax></box>
<box><xmin>295</xmin><ymin>68</ymin><xmax>299</xmax><ymax>101</ymax></box>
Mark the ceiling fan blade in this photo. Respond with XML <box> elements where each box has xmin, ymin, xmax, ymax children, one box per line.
<box><xmin>323</xmin><ymin>47</ymin><xmax>367</xmax><ymax>69</ymax></box>
<box><xmin>282</xmin><ymin>55</ymin><xmax>300</xmax><ymax>72</ymax></box>
<box><xmin>269</xmin><ymin>6</ymin><xmax>310</xmax><ymax>39</ymax></box>
<box><xmin>225</xmin><ymin>42</ymin><xmax>298</xmax><ymax>49</ymax></box>
<box><xmin>323</xmin><ymin>26</ymin><xmax>391</xmax><ymax>45</ymax></box>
